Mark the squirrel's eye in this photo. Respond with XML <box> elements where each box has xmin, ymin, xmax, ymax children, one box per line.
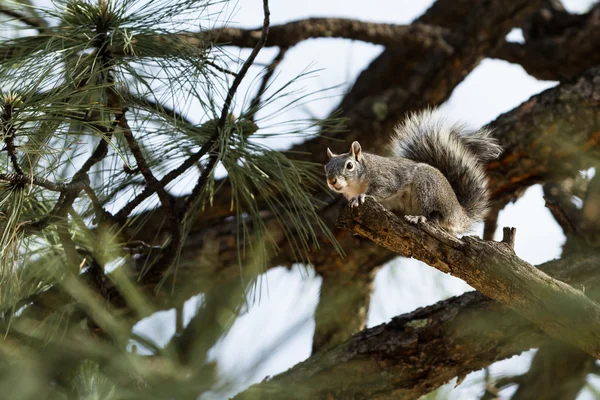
<box><xmin>346</xmin><ymin>161</ymin><xmax>354</xmax><ymax>170</ymax></box>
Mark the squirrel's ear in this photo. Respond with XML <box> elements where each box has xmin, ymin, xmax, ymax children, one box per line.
<box><xmin>326</xmin><ymin>148</ymin><xmax>334</xmax><ymax>159</ymax></box>
<box><xmin>351</xmin><ymin>141</ymin><xmax>362</xmax><ymax>161</ymax></box>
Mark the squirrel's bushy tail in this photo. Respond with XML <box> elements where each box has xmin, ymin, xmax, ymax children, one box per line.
<box><xmin>391</xmin><ymin>109</ymin><xmax>502</xmax><ymax>222</ymax></box>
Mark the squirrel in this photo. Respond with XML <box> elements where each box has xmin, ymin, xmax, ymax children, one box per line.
<box><xmin>324</xmin><ymin>109</ymin><xmax>502</xmax><ymax>235</ymax></box>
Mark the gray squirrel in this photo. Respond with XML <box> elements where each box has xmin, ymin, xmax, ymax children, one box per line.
<box><xmin>324</xmin><ymin>109</ymin><xmax>503</xmax><ymax>235</ymax></box>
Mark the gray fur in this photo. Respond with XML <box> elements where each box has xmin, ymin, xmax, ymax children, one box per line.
<box><xmin>324</xmin><ymin>109</ymin><xmax>502</xmax><ymax>235</ymax></box>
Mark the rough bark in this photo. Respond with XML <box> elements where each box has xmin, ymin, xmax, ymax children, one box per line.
<box><xmin>336</xmin><ymin>199</ymin><xmax>600</xmax><ymax>358</ymax></box>
<box><xmin>235</xmin><ymin>254</ymin><xmax>600</xmax><ymax>400</ymax></box>
<box><xmin>492</xmin><ymin>4</ymin><xmax>600</xmax><ymax>81</ymax></box>
<box><xmin>176</xmin><ymin>19</ymin><xmax>452</xmax><ymax>50</ymax></box>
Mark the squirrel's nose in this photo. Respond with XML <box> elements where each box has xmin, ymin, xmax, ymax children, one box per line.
<box><xmin>329</xmin><ymin>178</ymin><xmax>337</xmax><ymax>185</ymax></box>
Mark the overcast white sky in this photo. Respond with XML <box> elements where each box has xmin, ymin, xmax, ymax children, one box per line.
<box><xmin>122</xmin><ymin>0</ymin><xmax>598</xmax><ymax>398</ymax></box>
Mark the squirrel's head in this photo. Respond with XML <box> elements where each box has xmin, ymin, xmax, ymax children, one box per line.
<box><xmin>324</xmin><ymin>141</ymin><xmax>366</xmax><ymax>195</ymax></box>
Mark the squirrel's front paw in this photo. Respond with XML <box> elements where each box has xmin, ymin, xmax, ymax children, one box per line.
<box><xmin>405</xmin><ymin>215</ymin><xmax>427</xmax><ymax>225</ymax></box>
<box><xmin>348</xmin><ymin>194</ymin><xmax>367</xmax><ymax>208</ymax></box>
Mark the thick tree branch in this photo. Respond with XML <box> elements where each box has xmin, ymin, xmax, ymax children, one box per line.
<box><xmin>236</xmin><ymin>254</ymin><xmax>600</xmax><ymax>400</ymax></box>
<box><xmin>485</xmin><ymin>66</ymin><xmax>600</xmax><ymax>208</ymax></box>
<box><xmin>491</xmin><ymin>4</ymin><xmax>600</xmax><ymax>81</ymax></box>
<box><xmin>336</xmin><ymin>199</ymin><xmax>600</xmax><ymax>358</ymax></box>
<box><xmin>176</xmin><ymin>19</ymin><xmax>452</xmax><ymax>50</ymax></box>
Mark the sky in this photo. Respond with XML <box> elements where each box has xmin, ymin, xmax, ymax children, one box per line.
<box><xmin>7</xmin><ymin>0</ymin><xmax>595</xmax><ymax>397</ymax></box>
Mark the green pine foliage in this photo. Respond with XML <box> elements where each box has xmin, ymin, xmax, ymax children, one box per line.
<box><xmin>0</xmin><ymin>0</ymin><xmax>340</xmax><ymax>397</ymax></box>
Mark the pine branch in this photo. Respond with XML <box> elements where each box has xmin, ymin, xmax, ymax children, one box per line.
<box><xmin>1</xmin><ymin>101</ymin><xmax>24</xmax><ymax>175</ymax></box>
<box><xmin>247</xmin><ymin>47</ymin><xmax>287</xmax><ymax>122</ymax></box>
<box><xmin>117</xmin><ymin>109</ymin><xmax>175</xmax><ymax>218</ymax></box>
<box><xmin>0</xmin><ymin>173</ymin><xmax>87</xmax><ymax>192</ymax></box>
<box><xmin>181</xmin><ymin>0</ymin><xmax>271</xmax><ymax>215</ymax></box>
<box><xmin>0</xmin><ymin>4</ymin><xmax>48</xmax><ymax>32</ymax></box>
<box><xmin>22</xmin><ymin>121</ymin><xmax>115</xmax><ymax>233</ymax></box>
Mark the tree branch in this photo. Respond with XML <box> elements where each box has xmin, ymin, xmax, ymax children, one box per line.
<box><xmin>491</xmin><ymin>4</ymin><xmax>600</xmax><ymax>81</ymax></box>
<box><xmin>336</xmin><ymin>199</ymin><xmax>600</xmax><ymax>358</ymax></box>
<box><xmin>236</xmin><ymin>253</ymin><xmax>600</xmax><ymax>400</ymax></box>
<box><xmin>181</xmin><ymin>0</ymin><xmax>271</xmax><ymax>216</ymax></box>
<box><xmin>0</xmin><ymin>4</ymin><xmax>48</xmax><ymax>33</ymax></box>
<box><xmin>176</xmin><ymin>19</ymin><xmax>452</xmax><ymax>50</ymax></box>
<box><xmin>0</xmin><ymin>173</ymin><xmax>88</xmax><ymax>192</ymax></box>
<box><xmin>1</xmin><ymin>100</ymin><xmax>24</xmax><ymax>175</ymax></box>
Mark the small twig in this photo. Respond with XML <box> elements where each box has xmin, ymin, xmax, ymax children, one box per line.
<box><xmin>501</xmin><ymin>227</ymin><xmax>516</xmax><ymax>249</ymax></box>
<box><xmin>480</xmin><ymin>368</ymin><xmax>499</xmax><ymax>400</ymax></box>
<box><xmin>2</xmin><ymin>101</ymin><xmax>24</xmax><ymax>175</ymax></box>
<box><xmin>495</xmin><ymin>374</ymin><xmax>523</xmax><ymax>389</ymax></box>
<box><xmin>117</xmin><ymin>109</ymin><xmax>175</xmax><ymax>218</ymax></box>
<box><xmin>205</xmin><ymin>60</ymin><xmax>238</xmax><ymax>77</ymax></box>
<box><xmin>182</xmin><ymin>0</ymin><xmax>271</xmax><ymax>215</ymax></box>
<box><xmin>247</xmin><ymin>47</ymin><xmax>287</xmax><ymax>122</ymax></box>
<box><xmin>123</xmin><ymin>164</ymin><xmax>140</xmax><ymax>175</ymax></box>
<box><xmin>117</xmin><ymin>109</ymin><xmax>183</xmax><ymax>272</ymax></box>
<box><xmin>114</xmin><ymin>0</ymin><xmax>271</xmax><ymax>220</ymax></box>
<box><xmin>543</xmin><ymin>196</ymin><xmax>580</xmax><ymax>235</ymax></box>
<box><xmin>122</xmin><ymin>240</ymin><xmax>162</xmax><ymax>255</ymax></box>
<box><xmin>74</xmin><ymin>126</ymin><xmax>116</xmax><ymax>181</ymax></box>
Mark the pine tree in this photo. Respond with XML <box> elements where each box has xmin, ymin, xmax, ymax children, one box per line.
<box><xmin>0</xmin><ymin>0</ymin><xmax>337</xmax><ymax>397</ymax></box>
